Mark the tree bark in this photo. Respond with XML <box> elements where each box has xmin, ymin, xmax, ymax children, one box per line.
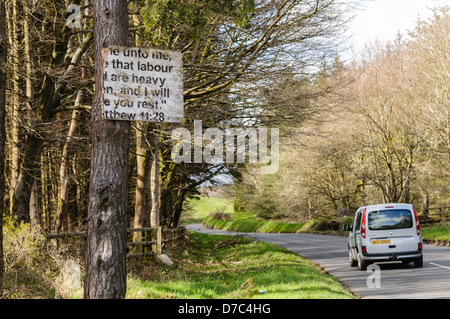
<box><xmin>8</xmin><ymin>0</ymin><xmax>20</xmax><ymax>215</ymax></box>
<box><xmin>421</xmin><ymin>187</ymin><xmax>429</xmax><ymax>218</ymax></box>
<box><xmin>56</xmin><ymin>93</ymin><xmax>82</xmax><ymax>232</ymax></box>
<box><xmin>24</xmin><ymin>2</ymin><xmax>39</xmax><ymax>227</ymax></box>
<box><xmin>0</xmin><ymin>0</ymin><xmax>6</xmax><ymax>295</ymax></box>
<box><xmin>133</xmin><ymin>122</ymin><xmax>151</xmax><ymax>250</ymax></box>
<box><xmin>29</xmin><ymin>180</ymin><xmax>39</xmax><ymax>228</ymax></box>
<box><xmin>11</xmin><ymin>133</ymin><xmax>44</xmax><ymax>223</ymax></box>
<box><xmin>131</xmin><ymin>6</ymin><xmax>150</xmax><ymax>251</ymax></box>
<box><xmin>84</xmin><ymin>0</ymin><xmax>130</xmax><ymax>299</ymax></box>
<box><xmin>150</xmin><ymin>134</ymin><xmax>160</xmax><ymax>227</ymax></box>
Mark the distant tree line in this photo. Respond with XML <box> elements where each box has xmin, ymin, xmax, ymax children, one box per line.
<box><xmin>236</xmin><ymin>6</ymin><xmax>449</xmax><ymax>221</ymax></box>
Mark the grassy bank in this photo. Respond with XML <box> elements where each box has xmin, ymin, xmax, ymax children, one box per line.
<box><xmin>182</xmin><ymin>196</ymin><xmax>345</xmax><ymax>234</ymax></box>
<box><xmin>126</xmin><ymin>232</ymin><xmax>355</xmax><ymax>299</ymax></box>
<box><xmin>203</xmin><ymin>211</ymin><xmax>302</xmax><ymax>232</ymax></box>
<box><xmin>203</xmin><ymin>211</ymin><xmax>344</xmax><ymax>234</ymax></box>
<box><xmin>422</xmin><ymin>224</ymin><xmax>450</xmax><ymax>243</ymax></box>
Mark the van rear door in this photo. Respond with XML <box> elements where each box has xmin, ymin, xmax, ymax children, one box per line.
<box><xmin>366</xmin><ymin>208</ymin><xmax>418</xmax><ymax>254</ymax></box>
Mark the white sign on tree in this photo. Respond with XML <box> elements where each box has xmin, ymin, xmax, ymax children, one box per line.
<box><xmin>102</xmin><ymin>46</ymin><xmax>183</xmax><ymax>123</ymax></box>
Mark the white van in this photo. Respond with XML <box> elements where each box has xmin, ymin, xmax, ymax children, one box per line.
<box><xmin>346</xmin><ymin>203</ymin><xmax>423</xmax><ymax>270</ymax></box>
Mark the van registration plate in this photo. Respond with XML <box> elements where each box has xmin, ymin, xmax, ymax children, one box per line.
<box><xmin>372</xmin><ymin>239</ymin><xmax>391</xmax><ymax>245</ymax></box>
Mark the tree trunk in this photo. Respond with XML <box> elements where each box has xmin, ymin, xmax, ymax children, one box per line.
<box><xmin>24</xmin><ymin>3</ymin><xmax>39</xmax><ymax>227</ymax></box>
<box><xmin>8</xmin><ymin>0</ymin><xmax>20</xmax><ymax>214</ymax></box>
<box><xmin>0</xmin><ymin>0</ymin><xmax>7</xmax><ymax>295</ymax></box>
<box><xmin>56</xmin><ymin>94</ymin><xmax>82</xmax><ymax>232</ymax></box>
<box><xmin>172</xmin><ymin>188</ymin><xmax>186</xmax><ymax>228</ymax></box>
<box><xmin>11</xmin><ymin>133</ymin><xmax>44</xmax><ymax>223</ymax></box>
<box><xmin>402</xmin><ymin>173</ymin><xmax>410</xmax><ymax>204</ymax></box>
<box><xmin>131</xmin><ymin>6</ymin><xmax>150</xmax><ymax>250</ymax></box>
<box><xmin>29</xmin><ymin>180</ymin><xmax>40</xmax><ymax>228</ymax></box>
<box><xmin>150</xmin><ymin>134</ymin><xmax>160</xmax><ymax>227</ymax></box>
<box><xmin>133</xmin><ymin>122</ymin><xmax>151</xmax><ymax>251</ymax></box>
<box><xmin>421</xmin><ymin>187</ymin><xmax>429</xmax><ymax>218</ymax></box>
<box><xmin>84</xmin><ymin>0</ymin><xmax>130</xmax><ymax>299</ymax></box>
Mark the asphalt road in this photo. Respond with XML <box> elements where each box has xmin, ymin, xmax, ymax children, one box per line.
<box><xmin>186</xmin><ymin>224</ymin><xmax>450</xmax><ymax>299</ymax></box>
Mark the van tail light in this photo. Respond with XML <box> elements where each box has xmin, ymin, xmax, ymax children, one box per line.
<box><xmin>361</xmin><ymin>208</ymin><xmax>367</xmax><ymax>238</ymax></box>
<box><xmin>413</xmin><ymin>205</ymin><xmax>421</xmax><ymax>236</ymax></box>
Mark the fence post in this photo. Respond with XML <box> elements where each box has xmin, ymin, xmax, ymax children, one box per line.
<box><xmin>156</xmin><ymin>226</ymin><xmax>162</xmax><ymax>257</ymax></box>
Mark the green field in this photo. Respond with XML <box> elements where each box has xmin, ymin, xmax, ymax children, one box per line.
<box><xmin>181</xmin><ymin>195</ymin><xmax>235</xmax><ymax>224</ymax></box>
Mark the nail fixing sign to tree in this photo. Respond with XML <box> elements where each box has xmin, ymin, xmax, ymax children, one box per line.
<box><xmin>102</xmin><ymin>46</ymin><xmax>183</xmax><ymax>123</ymax></box>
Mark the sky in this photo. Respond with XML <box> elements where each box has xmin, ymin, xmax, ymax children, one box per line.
<box><xmin>343</xmin><ymin>0</ymin><xmax>448</xmax><ymax>59</ymax></box>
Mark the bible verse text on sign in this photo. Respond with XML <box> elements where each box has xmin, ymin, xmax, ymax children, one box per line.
<box><xmin>102</xmin><ymin>46</ymin><xmax>183</xmax><ymax>123</ymax></box>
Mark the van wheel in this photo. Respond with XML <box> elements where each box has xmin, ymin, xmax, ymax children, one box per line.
<box><xmin>350</xmin><ymin>256</ymin><xmax>358</xmax><ymax>267</ymax></box>
<box><xmin>414</xmin><ymin>256</ymin><xmax>423</xmax><ymax>268</ymax></box>
<box><xmin>357</xmin><ymin>254</ymin><xmax>367</xmax><ymax>271</ymax></box>
<box><xmin>349</xmin><ymin>248</ymin><xmax>357</xmax><ymax>267</ymax></box>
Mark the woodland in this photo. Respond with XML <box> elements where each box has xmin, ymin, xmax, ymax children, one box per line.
<box><xmin>238</xmin><ymin>6</ymin><xmax>449</xmax><ymax>221</ymax></box>
<box><xmin>0</xmin><ymin>0</ymin><xmax>350</xmax><ymax>232</ymax></box>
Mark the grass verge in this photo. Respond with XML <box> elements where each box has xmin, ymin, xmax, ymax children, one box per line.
<box><xmin>201</xmin><ymin>203</ymin><xmax>450</xmax><ymax>244</ymax></box>
<box><xmin>202</xmin><ymin>211</ymin><xmax>344</xmax><ymax>234</ymax></box>
<box><xmin>126</xmin><ymin>232</ymin><xmax>355</xmax><ymax>299</ymax></box>
<box><xmin>422</xmin><ymin>224</ymin><xmax>450</xmax><ymax>243</ymax></box>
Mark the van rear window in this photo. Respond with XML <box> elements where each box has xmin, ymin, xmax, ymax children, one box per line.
<box><xmin>368</xmin><ymin>209</ymin><xmax>413</xmax><ymax>230</ymax></box>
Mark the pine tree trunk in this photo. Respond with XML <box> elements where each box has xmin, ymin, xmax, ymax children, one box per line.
<box><xmin>84</xmin><ymin>0</ymin><xmax>130</xmax><ymax>299</ymax></box>
<box><xmin>11</xmin><ymin>133</ymin><xmax>44</xmax><ymax>223</ymax></box>
<box><xmin>150</xmin><ymin>134</ymin><xmax>160</xmax><ymax>227</ymax></box>
<box><xmin>133</xmin><ymin>122</ymin><xmax>151</xmax><ymax>251</ymax></box>
<box><xmin>29</xmin><ymin>180</ymin><xmax>40</xmax><ymax>228</ymax></box>
<box><xmin>56</xmin><ymin>96</ymin><xmax>81</xmax><ymax>232</ymax></box>
<box><xmin>0</xmin><ymin>0</ymin><xmax>7</xmax><ymax>295</ymax></box>
<box><xmin>131</xmin><ymin>9</ymin><xmax>151</xmax><ymax>251</ymax></box>
<box><xmin>8</xmin><ymin>0</ymin><xmax>20</xmax><ymax>214</ymax></box>
<box><xmin>24</xmin><ymin>3</ymin><xmax>39</xmax><ymax>227</ymax></box>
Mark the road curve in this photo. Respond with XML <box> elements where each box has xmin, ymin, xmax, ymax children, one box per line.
<box><xmin>186</xmin><ymin>224</ymin><xmax>450</xmax><ymax>299</ymax></box>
